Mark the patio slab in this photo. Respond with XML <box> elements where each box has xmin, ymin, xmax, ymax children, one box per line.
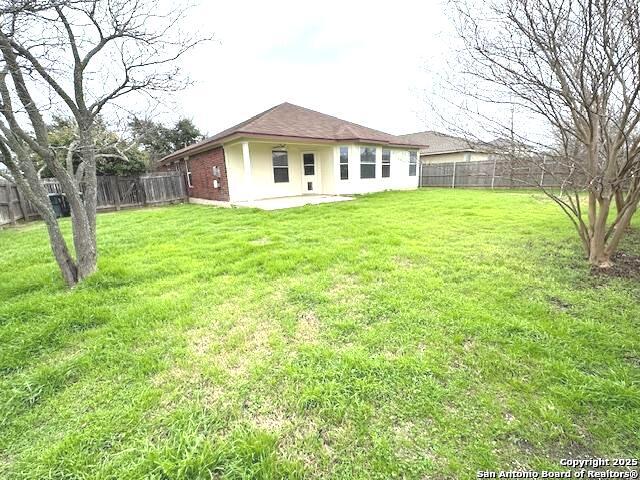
<box><xmin>232</xmin><ymin>195</ymin><xmax>354</xmax><ymax>211</ymax></box>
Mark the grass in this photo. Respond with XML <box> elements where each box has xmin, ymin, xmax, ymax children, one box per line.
<box><xmin>0</xmin><ymin>189</ymin><xmax>638</xmax><ymax>479</ymax></box>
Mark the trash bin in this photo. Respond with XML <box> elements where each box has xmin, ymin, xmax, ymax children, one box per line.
<box><xmin>48</xmin><ymin>193</ymin><xmax>70</xmax><ymax>218</ymax></box>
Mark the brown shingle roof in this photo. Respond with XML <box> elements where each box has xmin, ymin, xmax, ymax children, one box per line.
<box><xmin>160</xmin><ymin>102</ymin><xmax>424</xmax><ymax>163</ymax></box>
<box><xmin>397</xmin><ymin>131</ymin><xmax>489</xmax><ymax>155</ymax></box>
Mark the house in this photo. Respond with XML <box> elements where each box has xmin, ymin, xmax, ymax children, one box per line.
<box><xmin>157</xmin><ymin>103</ymin><xmax>424</xmax><ymax>204</ymax></box>
<box><xmin>397</xmin><ymin>131</ymin><xmax>491</xmax><ymax>164</ymax></box>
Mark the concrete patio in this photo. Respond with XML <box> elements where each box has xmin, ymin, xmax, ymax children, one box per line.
<box><xmin>232</xmin><ymin>194</ymin><xmax>354</xmax><ymax>211</ymax></box>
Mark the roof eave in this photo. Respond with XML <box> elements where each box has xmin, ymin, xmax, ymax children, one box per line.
<box><xmin>420</xmin><ymin>148</ymin><xmax>488</xmax><ymax>156</ymax></box>
<box><xmin>158</xmin><ymin>133</ymin><xmax>424</xmax><ymax>163</ymax></box>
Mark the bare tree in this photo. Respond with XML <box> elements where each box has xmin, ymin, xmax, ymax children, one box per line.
<box><xmin>448</xmin><ymin>0</ymin><xmax>640</xmax><ymax>268</ymax></box>
<box><xmin>0</xmin><ymin>0</ymin><xmax>207</xmax><ymax>286</ymax></box>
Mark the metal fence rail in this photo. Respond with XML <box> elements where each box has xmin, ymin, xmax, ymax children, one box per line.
<box><xmin>0</xmin><ymin>173</ymin><xmax>187</xmax><ymax>227</ymax></box>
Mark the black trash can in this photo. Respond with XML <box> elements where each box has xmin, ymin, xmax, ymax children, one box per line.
<box><xmin>48</xmin><ymin>193</ymin><xmax>71</xmax><ymax>218</ymax></box>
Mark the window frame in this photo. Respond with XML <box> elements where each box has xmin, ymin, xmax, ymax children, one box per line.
<box><xmin>339</xmin><ymin>146</ymin><xmax>349</xmax><ymax>180</ymax></box>
<box><xmin>382</xmin><ymin>149</ymin><xmax>391</xmax><ymax>178</ymax></box>
<box><xmin>409</xmin><ymin>151</ymin><xmax>417</xmax><ymax>176</ymax></box>
<box><xmin>212</xmin><ymin>166</ymin><xmax>220</xmax><ymax>188</ymax></box>
<box><xmin>272</xmin><ymin>150</ymin><xmax>290</xmax><ymax>183</ymax></box>
<box><xmin>303</xmin><ymin>152</ymin><xmax>315</xmax><ymax>176</ymax></box>
<box><xmin>360</xmin><ymin>146</ymin><xmax>376</xmax><ymax>179</ymax></box>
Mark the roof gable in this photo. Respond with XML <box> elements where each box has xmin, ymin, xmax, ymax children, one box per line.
<box><xmin>161</xmin><ymin>102</ymin><xmax>424</xmax><ymax>163</ymax></box>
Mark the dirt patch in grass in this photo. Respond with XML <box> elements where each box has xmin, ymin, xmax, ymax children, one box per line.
<box><xmin>273</xmin><ymin>416</ymin><xmax>331</xmax><ymax>474</ymax></box>
<box><xmin>393</xmin><ymin>255</ymin><xmax>416</xmax><ymax>268</ymax></box>
<box><xmin>151</xmin><ymin>365</ymin><xmax>225</xmax><ymax>406</ymax></box>
<box><xmin>623</xmin><ymin>352</ymin><xmax>639</xmax><ymax>368</ymax></box>
<box><xmin>590</xmin><ymin>251</ymin><xmax>640</xmax><ymax>280</ymax></box>
<box><xmin>328</xmin><ymin>273</ymin><xmax>359</xmax><ymax>295</ymax></box>
<box><xmin>328</xmin><ymin>273</ymin><xmax>367</xmax><ymax>311</ymax></box>
<box><xmin>187</xmin><ymin>318</ymin><xmax>278</xmax><ymax>378</ymax></box>
<box><xmin>249</xmin><ymin>237</ymin><xmax>271</xmax><ymax>246</ymax></box>
<box><xmin>248</xmin><ymin>409</ymin><xmax>290</xmax><ymax>433</ymax></box>
<box><xmin>547</xmin><ymin>295</ymin><xmax>572</xmax><ymax>312</ymax></box>
<box><xmin>296</xmin><ymin>311</ymin><xmax>320</xmax><ymax>344</ymax></box>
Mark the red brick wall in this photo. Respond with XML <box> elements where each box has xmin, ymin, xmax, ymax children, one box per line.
<box><xmin>158</xmin><ymin>147</ymin><xmax>229</xmax><ymax>201</ymax></box>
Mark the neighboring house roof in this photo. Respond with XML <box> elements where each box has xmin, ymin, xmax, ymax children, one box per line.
<box><xmin>483</xmin><ymin>137</ymin><xmax>532</xmax><ymax>152</ymax></box>
<box><xmin>160</xmin><ymin>102</ymin><xmax>425</xmax><ymax>164</ymax></box>
<box><xmin>397</xmin><ymin>131</ymin><xmax>489</xmax><ymax>156</ymax></box>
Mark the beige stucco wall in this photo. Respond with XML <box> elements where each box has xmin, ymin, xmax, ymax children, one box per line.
<box><xmin>224</xmin><ymin>139</ymin><xmax>419</xmax><ymax>202</ymax></box>
<box><xmin>225</xmin><ymin>141</ymin><xmax>334</xmax><ymax>202</ymax></box>
<box><xmin>224</xmin><ymin>143</ymin><xmax>245</xmax><ymax>201</ymax></box>
<box><xmin>421</xmin><ymin>151</ymin><xmax>489</xmax><ymax>164</ymax></box>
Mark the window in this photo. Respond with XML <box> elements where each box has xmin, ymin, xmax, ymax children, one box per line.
<box><xmin>272</xmin><ymin>150</ymin><xmax>289</xmax><ymax>183</ymax></box>
<box><xmin>360</xmin><ymin>147</ymin><xmax>376</xmax><ymax>179</ymax></box>
<box><xmin>212</xmin><ymin>166</ymin><xmax>221</xmax><ymax>188</ymax></box>
<box><xmin>382</xmin><ymin>149</ymin><xmax>391</xmax><ymax>178</ymax></box>
<box><xmin>464</xmin><ymin>153</ymin><xmax>471</xmax><ymax>162</ymax></box>
<box><xmin>303</xmin><ymin>153</ymin><xmax>315</xmax><ymax>175</ymax></box>
<box><xmin>184</xmin><ymin>158</ymin><xmax>192</xmax><ymax>187</ymax></box>
<box><xmin>409</xmin><ymin>151</ymin><xmax>417</xmax><ymax>176</ymax></box>
<box><xmin>339</xmin><ymin>146</ymin><xmax>349</xmax><ymax>180</ymax></box>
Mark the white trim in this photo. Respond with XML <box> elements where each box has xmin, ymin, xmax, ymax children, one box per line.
<box><xmin>381</xmin><ymin>148</ymin><xmax>391</xmax><ymax>179</ymax></box>
<box><xmin>359</xmin><ymin>145</ymin><xmax>377</xmax><ymax>179</ymax></box>
<box><xmin>184</xmin><ymin>158</ymin><xmax>192</xmax><ymax>188</ymax></box>
<box><xmin>301</xmin><ymin>151</ymin><xmax>319</xmax><ymax>193</ymax></box>
<box><xmin>338</xmin><ymin>145</ymin><xmax>349</xmax><ymax>181</ymax></box>
<box><xmin>271</xmin><ymin>148</ymin><xmax>290</xmax><ymax>184</ymax></box>
<box><xmin>409</xmin><ymin>150</ymin><xmax>418</xmax><ymax>176</ymax></box>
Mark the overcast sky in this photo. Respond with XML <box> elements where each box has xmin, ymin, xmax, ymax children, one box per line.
<box><xmin>162</xmin><ymin>0</ymin><xmax>457</xmax><ymax>138</ymax></box>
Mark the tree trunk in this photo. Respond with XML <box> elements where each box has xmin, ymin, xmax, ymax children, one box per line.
<box><xmin>70</xmin><ymin>208</ymin><xmax>97</xmax><ymax>280</ymax></box>
<box><xmin>583</xmin><ymin>187</ymin><xmax>612</xmax><ymax>268</ymax></box>
<box><xmin>71</xmin><ymin>128</ymin><xmax>98</xmax><ymax>280</ymax></box>
<box><xmin>42</xmin><ymin>211</ymin><xmax>79</xmax><ymax>286</ymax></box>
<box><xmin>614</xmin><ymin>189</ymin><xmax>624</xmax><ymax>213</ymax></box>
<box><xmin>604</xmin><ymin>193</ymin><xmax>640</xmax><ymax>258</ymax></box>
<box><xmin>79</xmin><ymin>129</ymin><xmax>98</xmax><ymax>235</ymax></box>
<box><xmin>584</xmin><ymin>188</ymin><xmax>640</xmax><ymax>268</ymax></box>
<box><xmin>588</xmin><ymin>240</ymin><xmax>612</xmax><ymax>268</ymax></box>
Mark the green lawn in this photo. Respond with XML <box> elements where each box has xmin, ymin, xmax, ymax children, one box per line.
<box><xmin>0</xmin><ymin>189</ymin><xmax>638</xmax><ymax>479</ymax></box>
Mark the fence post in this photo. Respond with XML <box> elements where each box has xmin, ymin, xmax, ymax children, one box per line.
<box><xmin>111</xmin><ymin>176</ymin><xmax>121</xmax><ymax>211</ymax></box>
<box><xmin>15</xmin><ymin>187</ymin><xmax>25</xmax><ymax>221</ymax></box>
<box><xmin>452</xmin><ymin>162</ymin><xmax>457</xmax><ymax>189</ymax></box>
<box><xmin>7</xmin><ymin>189</ymin><xmax>15</xmax><ymax>225</ymax></box>
<box><xmin>138</xmin><ymin>177</ymin><xmax>147</xmax><ymax>206</ymax></box>
<box><xmin>491</xmin><ymin>157</ymin><xmax>497</xmax><ymax>189</ymax></box>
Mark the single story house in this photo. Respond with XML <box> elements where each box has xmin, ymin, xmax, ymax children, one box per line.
<box><xmin>397</xmin><ymin>131</ymin><xmax>491</xmax><ymax>164</ymax></box>
<box><xmin>157</xmin><ymin>103</ymin><xmax>424</xmax><ymax>203</ymax></box>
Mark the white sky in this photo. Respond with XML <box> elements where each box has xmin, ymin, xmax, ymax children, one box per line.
<box><xmin>159</xmin><ymin>0</ymin><xmax>458</xmax><ymax>137</ymax></box>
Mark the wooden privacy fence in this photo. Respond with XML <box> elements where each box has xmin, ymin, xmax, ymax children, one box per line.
<box><xmin>420</xmin><ymin>158</ymin><xmax>576</xmax><ymax>189</ymax></box>
<box><xmin>0</xmin><ymin>179</ymin><xmax>28</xmax><ymax>226</ymax></box>
<box><xmin>0</xmin><ymin>172</ymin><xmax>187</xmax><ymax>227</ymax></box>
